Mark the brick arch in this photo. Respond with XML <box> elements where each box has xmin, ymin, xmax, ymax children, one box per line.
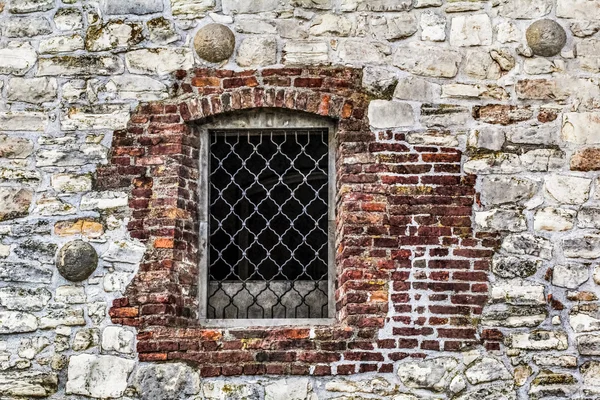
<box><xmin>99</xmin><ymin>67</ymin><xmax>498</xmax><ymax>376</ymax></box>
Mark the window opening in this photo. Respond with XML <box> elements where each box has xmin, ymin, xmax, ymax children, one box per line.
<box><xmin>207</xmin><ymin>128</ymin><xmax>331</xmax><ymax>320</ymax></box>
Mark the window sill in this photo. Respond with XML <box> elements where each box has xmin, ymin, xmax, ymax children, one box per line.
<box><xmin>199</xmin><ymin>318</ymin><xmax>336</xmax><ymax>328</ymax></box>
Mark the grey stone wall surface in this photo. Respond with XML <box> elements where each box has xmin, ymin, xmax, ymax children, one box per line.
<box><xmin>0</xmin><ymin>0</ymin><xmax>599</xmax><ymax>398</ymax></box>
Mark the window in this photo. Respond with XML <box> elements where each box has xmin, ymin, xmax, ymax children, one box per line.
<box><xmin>198</xmin><ymin>111</ymin><xmax>335</xmax><ymax>325</ymax></box>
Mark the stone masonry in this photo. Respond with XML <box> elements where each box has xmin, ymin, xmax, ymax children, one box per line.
<box><xmin>0</xmin><ymin>0</ymin><xmax>599</xmax><ymax>399</ymax></box>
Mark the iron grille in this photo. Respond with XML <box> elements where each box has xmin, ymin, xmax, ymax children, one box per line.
<box><xmin>208</xmin><ymin>128</ymin><xmax>330</xmax><ymax>319</ymax></box>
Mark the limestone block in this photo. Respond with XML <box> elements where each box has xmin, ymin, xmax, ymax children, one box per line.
<box><xmin>520</xmin><ymin>149</ymin><xmax>564</xmax><ymax>172</ymax></box>
<box><xmin>394</xmin><ymin>43</ymin><xmax>461</xmax><ymax>78</ymax></box>
<box><xmin>135</xmin><ymin>363</ymin><xmax>201</xmax><ymax>398</ymax></box>
<box><xmin>444</xmin><ymin>84</ymin><xmax>508</xmax><ymax>101</ymax></box>
<box><xmin>61</xmin><ymin>105</ymin><xmax>130</xmax><ymax>131</ymax></box>
<box><xmin>569</xmin><ymin>304</ymin><xmax>600</xmax><ymax>333</ymax></box>
<box><xmin>562</xmin><ymin>112</ymin><xmax>600</xmax><ymax>144</ymax></box>
<box><xmin>86</xmin><ymin>21</ymin><xmax>144</xmax><ymax>52</ymax></box>
<box><xmin>0</xmin><ymin>42</ymin><xmax>37</xmax><ymax>75</ymax></box>
<box><xmin>420</xmin><ymin>104</ymin><xmax>470</xmax><ymax>127</ymax></box>
<box><xmin>14</xmin><ymin>240</ymin><xmax>57</xmax><ymax>264</ymax></box>
<box><xmin>54</xmin><ymin>219</ymin><xmax>104</xmax><ymax>238</ymax></box>
<box><xmin>405</xmin><ymin>131</ymin><xmax>459</xmax><ymax>147</ymax></box>
<box><xmin>579</xmin><ymin>334</ymin><xmax>600</xmax><ymax>355</ymax></box>
<box><xmin>497</xmin><ymin>21</ymin><xmax>521</xmax><ymax>43</ymax></box>
<box><xmin>581</xmin><ymin>361</ymin><xmax>600</xmax><ymax>390</ymax></box>
<box><xmin>283</xmin><ymin>40</ymin><xmax>329</xmax><ymax>64</ymax></box>
<box><xmin>464</xmin><ymin>153</ymin><xmax>523</xmax><ymax>174</ymax></box>
<box><xmin>54</xmin><ymin>8</ymin><xmax>83</xmax><ymax>31</ymax></box>
<box><xmin>528</xmin><ymin>371</ymin><xmax>577</xmax><ymax>398</ymax></box>
<box><xmin>0</xmin><ymin>112</ymin><xmax>48</xmax><ymax>131</ymax></box>
<box><xmin>552</xmin><ymin>263</ymin><xmax>589</xmax><ymax>289</ymax></box>
<box><xmin>80</xmin><ymin>191</ymin><xmax>128</xmax><ymax>210</ymax></box>
<box><xmin>578</xmin><ymin>39</ymin><xmax>600</xmax><ymax>72</ymax></box>
<box><xmin>490</xmin><ymin>280</ymin><xmax>545</xmax><ymax>305</ymax></box>
<box><xmin>501</xmin><ymin>233</ymin><xmax>553</xmax><ymax>260</ymax></box>
<box><xmin>465</xmin><ymin>358</ymin><xmax>512</xmax><ymax>385</ymax></box>
<box><xmin>147</xmin><ymin>17</ymin><xmax>180</xmax><ymax>44</ymax></box>
<box><xmin>38</xmin><ymin>55</ymin><xmax>125</xmax><ymax>76</ymax></box>
<box><xmin>203</xmin><ymin>381</ymin><xmax>262</xmax><ymax>399</ymax></box>
<box><xmin>310</xmin><ymin>14</ymin><xmax>352</xmax><ymax>36</ymax></box>
<box><xmin>534</xmin><ymin>207</ymin><xmax>576</xmax><ymax>232</ymax></box>
<box><xmin>367</xmin><ymin>100</ymin><xmax>414</xmax><ymax>129</ymax></box>
<box><xmin>480</xmin><ymin>176</ymin><xmax>536</xmax><ymax>206</ymax></box>
<box><xmin>397</xmin><ymin>357</ymin><xmax>458</xmax><ymax>391</ymax></box>
<box><xmin>0</xmin><ymin>262</ymin><xmax>53</xmax><ymax>284</ymax></box>
<box><xmin>563</xmin><ymin>235</ymin><xmax>600</xmax><ymax>259</ymax></box>
<box><xmin>420</xmin><ymin>11</ymin><xmax>446</xmax><ymax>41</ymax></box>
<box><xmin>171</xmin><ymin>0</ymin><xmax>215</xmax><ymax>16</ymax></box>
<box><xmin>492</xmin><ymin>255</ymin><xmax>541</xmax><ymax>278</ymax></box>
<box><xmin>94</xmin><ymin>75</ymin><xmax>168</xmax><ymax>102</ymax></box>
<box><xmin>578</xmin><ymin>207</ymin><xmax>600</xmax><ymax>229</ymax></box>
<box><xmin>102</xmin><ymin>326</ymin><xmax>135</xmax><ymax>354</ymax></box>
<box><xmin>0</xmin><ymin>135</ymin><xmax>34</xmax><ymax>159</ymax></box>
<box><xmin>222</xmin><ymin>0</ymin><xmax>280</xmax><ymax>14</ymax></box>
<box><xmin>475</xmin><ymin>209</ymin><xmax>527</xmax><ymax>233</ymax></box>
<box><xmin>236</xmin><ymin>36</ymin><xmax>277</xmax><ymax>67</ymax></box>
<box><xmin>464</xmin><ymin>50</ymin><xmax>501</xmax><ymax>80</ymax></box>
<box><xmin>39</xmin><ymin>308</ymin><xmax>85</xmax><ymax>328</ymax></box>
<box><xmin>0</xmin><ymin>287</ymin><xmax>51</xmax><ymax>312</ymax></box>
<box><xmin>66</xmin><ymin>354</ymin><xmax>135</xmax><ymax>398</ymax></box>
<box><xmin>533</xmin><ymin>354</ymin><xmax>577</xmax><ymax>368</ymax></box>
<box><xmin>36</xmin><ymin>144</ymin><xmax>108</xmax><ymax>167</ymax></box>
<box><xmin>293</xmin><ymin>0</ymin><xmax>331</xmax><ymax>9</ymax></box>
<box><xmin>9</xmin><ymin>0</ymin><xmax>54</xmax><ymax>13</ymax></box>
<box><xmin>72</xmin><ymin>328</ymin><xmax>100</xmax><ymax>351</ymax></box>
<box><xmin>338</xmin><ymin>40</ymin><xmax>391</xmax><ymax>64</ymax></box>
<box><xmin>0</xmin><ymin>311</ymin><xmax>38</xmax><ymax>333</ymax></box>
<box><xmin>0</xmin><ymin>188</ymin><xmax>32</xmax><ymax>222</ymax></box>
<box><xmin>3</xmin><ymin>16</ymin><xmax>51</xmax><ymax>37</ymax></box>
<box><xmin>265</xmin><ymin>378</ymin><xmax>312</xmax><ymax>400</ymax></box>
<box><xmin>482</xmin><ymin>303</ymin><xmax>547</xmax><ymax>328</ymax></box>
<box><xmin>362</xmin><ymin>66</ymin><xmax>398</xmax><ymax>98</ymax></box>
<box><xmin>55</xmin><ymin>286</ymin><xmax>87</xmax><ymax>304</ymax></box>
<box><xmin>450</xmin><ymin>14</ymin><xmax>493</xmax><ymax>47</ymax></box>
<box><xmin>126</xmin><ymin>48</ymin><xmax>193</xmax><ymax>75</ymax></box>
<box><xmin>0</xmin><ymin>371</ymin><xmax>58</xmax><ymax>397</ymax></box>
<box><xmin>544</xmin><ymin>175</ymin><xmax>591</xmax><ymax>204</ymax></box>
<box><xmin>7</xmin><ymin>78</ymin><xmax>58</xmax><ymax>104</ymax></box>
<box><xmin>355</xmin><ymin>0</ymin><xmax>412</xmax><ymax>11</ymax></box>
<box><xmin>509</xmin><ymin>331</ymin><xmax>568</xmax><ymax>350</ymax></box>
<box><xmin>498</xmin><ymin>0</ymin><xmax>552</xmax><ymax>19</ymax></box>
<box><xmin>368</xmin><ymin>13</ymin><xmax>417</xmax><ymax>41</ymax></box>
<box><xmin>18</xmin><ymin>337</ymin><xmax>51</xmax><ymax>359</ymax></box>
<box><xmin>51</xmin><ymin>173</ymin><xmax>92</xmax><ymax>193</ymax></box>
<box><xmin>101</xmin><ymin>240</ymin><xmax>146</xmax><ymax>266</ymax></box>
<box><xmin>557</xmin><ymin>0</ymin><xmax>600</xmax><ymax>19</ymax></box>
<box><xmin>103</xmin><ymin>271</ymin><xmax>131</xmax><ymax>292</ymax></box>
<box><xmin>394</xmin><ymin>76</ymin><xmax>440</xmax><ymax>102</ymax></box>
<box><xmin>101</xmin><ymin>0</ymin><xmax>163</xmax><ymax>15</ymax></box>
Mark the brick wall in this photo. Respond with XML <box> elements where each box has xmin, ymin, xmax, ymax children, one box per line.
<box><xmin>101</xmin><ymin>67</ymin><xmax>497</xmax><ymax>376</ymax></box>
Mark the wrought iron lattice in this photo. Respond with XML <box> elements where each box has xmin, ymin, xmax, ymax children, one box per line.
<box><xmin>208</xmin><ymin>128</ymin><xmax>330</xmax><ymax>319</ymax></box>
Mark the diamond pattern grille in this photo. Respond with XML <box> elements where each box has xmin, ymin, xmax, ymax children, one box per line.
<box><xmin>208</xmin><ymin>129</ymin><xmax>330</xmax><ymax>319</ymax></box>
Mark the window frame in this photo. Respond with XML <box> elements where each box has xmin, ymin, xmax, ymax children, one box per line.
<box><xmin>197</xmin><ymin>110</ymin><xmax>337</xmax><ymax>327</ymax></box>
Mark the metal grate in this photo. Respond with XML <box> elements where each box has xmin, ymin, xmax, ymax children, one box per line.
<box><xmin>208</xmin><ymin>129</ymin><xmax>330</xmax><ymax>319</ymax></box>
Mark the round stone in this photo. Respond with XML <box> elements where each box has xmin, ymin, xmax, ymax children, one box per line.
<box><xmin>193</xmin><ymin>24</ymin><xmax>235</xmax><ymax>63</ymax></box>
<box><xmin>526</xmin><ymin>19</ymin><xmax>567</xmax><ymax>57</ymax></box>
<box><xmin>56</xmin><ymin>240</ymin><xmax>98</xmax><ymax>282</ymax></box>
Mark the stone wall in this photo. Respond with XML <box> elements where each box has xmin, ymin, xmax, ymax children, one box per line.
<box><xmin>0</xmin><ymin>0</ymin><xmax>599</xmax><ymax>398</ymax></box>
